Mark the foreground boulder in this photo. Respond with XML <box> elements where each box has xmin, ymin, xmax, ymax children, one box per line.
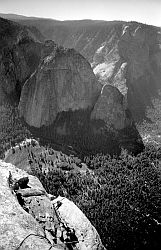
<box><xmin>0</xmin><ymin>160</ymin><xmax>58</xmax><ymax>250</ymax></box>
<box><xmin>0</xmin><ymin>160</ymin><xmax>106</xmax><ymax>250</ymax></box>
<box><xmin>52</xmin><ymin>196</ymin><xmax>106</xmax><ymax>250</ymax></box>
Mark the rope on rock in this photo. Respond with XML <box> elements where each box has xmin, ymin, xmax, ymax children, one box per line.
<box><xmin>15</xmin><ymin>233</ymin><xmax>52</xmax><ymax>250</ymax></box>
<box><xmin>15</xmin><ymin>233</ymin><xmax>82</xmax><ymax>250</ymax></box>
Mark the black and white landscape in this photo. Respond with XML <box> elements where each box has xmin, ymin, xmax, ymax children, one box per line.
<box><xmin>0</xmin><ymin>0</ymin><xmax>161</xmax><ymax>250</ymax></box>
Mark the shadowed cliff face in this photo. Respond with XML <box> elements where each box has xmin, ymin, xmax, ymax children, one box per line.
<box><xmin>90</xmin><ymin>85</ymin><xmax>143</xmax><ymax>154</ymax></box>
<box><xmin>91</xmin><ymin>84</ymin><xmax>130</xmax><ymax>130</ymax></box>
<box><xmin>118</xmin><ymin>24</ymin><xmax>161</xmax><ymax>121</ymax></box>
<box><xmin>0</xmin><ymin>17</ymin><xmax>43</xmax><ymax>104</ymax></box>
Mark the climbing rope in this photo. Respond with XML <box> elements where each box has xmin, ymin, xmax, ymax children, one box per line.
<box><xmin>15</xmin><ymin>233</ymin><xmax>82</xmax><ymax>250</ymax></box>
<box><xmin>15</xmin><ymin>233</ymin><xmax>52</xmax><ymax>250</ymax></box>
<box><xmin>52</xmin><ymin>198</ymin><xmax>69</xmax><ymax>228</ymax></box>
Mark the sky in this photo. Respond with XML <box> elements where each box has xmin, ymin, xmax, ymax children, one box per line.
<box><xmin>0</xmin><ymin>0</ymin><xmax>161</xmax><ymax>26</ymax></box>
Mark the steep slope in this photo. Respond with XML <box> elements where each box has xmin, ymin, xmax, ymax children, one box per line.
<box><xmin>0</xmin><ymin>16</ymin><xmax>143</xmax><ymax>155</ymax></box>
<box><xmin>118</xmin><ymin>23</ymin><xmax>161</xmax><ymax>121</ymax></box>
<box><xmin>91</xmin><ymin>85</ymin><xmax>143</xmax><ymax>153</ymax></box>
<box><xmin>6</xmin><ymin>15</ymin><xmax>161</xmax><ymax>122</ymax></box>
<box><xmin>19</xmin><ymin>47</ymin><xmax>143</xmax><ymax>155</ymax></box>
<box><xmin>0</xmin><ymin>160</ymin><xmax>105</xmax><ymax>249</ymax></box>
<box><xmin>0</xmin><ymin>160</ymin><xmax>59</xmax><ymax>250</ymax></box>
<box><xmin>19</xmin><ymin>45</ymin><xmax>100</xmax><ymax>127</ymax></box>
<box><xmin>0</xmin><ymin>17</ymin><xmax>43</xmax><ymax>104</ymax></box>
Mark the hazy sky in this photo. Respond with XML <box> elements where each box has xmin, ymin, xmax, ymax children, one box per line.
<box><xmin>0</xmin><ymin>0</ymin><xmax>161</xmax><ymax>26</ymax></box>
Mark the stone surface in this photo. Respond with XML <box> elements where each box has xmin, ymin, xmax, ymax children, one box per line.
<box><xmin>0</xmin><ymin>160</ymin><xmax>106</xmax><ymax>250</ymax></box>
<box><xmin>52</xmin><ymin>196</ymin><xmax>106</xmax><ymax>250</ymax></box>
<box><xmin>1</xmin><ymin>17</ymin><xmax>161</xmax><ymax>121</ymax></box>
<box><xmin>0</xmin><ymin>17</ymin><xmax>143</xmax><ymax>155</ymax></box>
<box><xmin>14</xmin><ymin>19</ymin><xmax>161</xmax><ymax>122</ymax></box>
<box><xmin>91</xmin><ymin>84</ymin><xmax>131</xmax><ymax>130</ymax></box>
<box><xmin>0</xmin><ymin>17</ymin><xmax>42</xmax><ymax>104</ymax></box>
<box><xmin>118</xmin><ymin>24</ymin><xmax>161</xmax><ymax>120</ymax></box>
<box><xmin>90</xmin><ymin>84</ymin><xmax>143</xmax><ymax>154</ymax></box>
<box><xmin>0</xmin><ymin>160</ymin><xmax>60</xmax><ymax>250</ymax></box>
<box><xmin>18</xmin><ymin>42</ymin><xmax>142</xmax><ymax>155</ymax></box>
<box><xmin>19</xmin><ymin>47</ymin><xmax>101</xmax><ymax>127</ymax></box>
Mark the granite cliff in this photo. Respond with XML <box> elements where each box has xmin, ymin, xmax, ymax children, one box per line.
<box><xmin>7</xmin><ymin>16</ymin><xmax>161</xmax><ymax>122</ymax></box>
<box><xmin>0</xmin><ymin>17</ymin><xmax>143</xmax><ymax>155</ymax></box>
<box><xmin>0</xmin><ymin>17</ymin><xmax>42</xmax><ymax>103</ymax></box>
<box><xmin>18</xmin><ymin>45</ymin><xmax>143</xmax><ymax>155</ymax></box>
<box><xmin>19</xmin><ymin>45</ymin><xmax>100</xmax><ymax>127</ymax></box>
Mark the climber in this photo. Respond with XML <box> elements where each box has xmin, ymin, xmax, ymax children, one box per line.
<box><xmin>64</xmin><ymin>227</ymin><xmax>79</xmax><ymax>250</ymax></box>
<box><xmin>55</xmin><ymin>200</ymin><xmax>62</xmax><ymax>210</ymax></box>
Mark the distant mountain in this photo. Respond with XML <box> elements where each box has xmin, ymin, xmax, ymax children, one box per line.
<box><xmin>1</xmin><ymin>14</ymin><xmax>161</xmax><ymax>123</ymax></box>
<box><xmin>0</xmin><ymin>13</ymin><xmax>41</xmax><ymax>20</ymax></box>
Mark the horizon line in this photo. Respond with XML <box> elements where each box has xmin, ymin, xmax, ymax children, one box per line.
<box><xmin>0</xmin><ymin>12</ymin><xmax>159</xmax><ymax>27</ymax></box>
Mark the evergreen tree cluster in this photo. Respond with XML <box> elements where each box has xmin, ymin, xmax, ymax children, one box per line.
<box><xmin>0</xmin><ymin>103</ymin><xmax>31</xmax><ymax>158</ymax></box>
<box><xmin>29</xmin><ymin>145</ymin><xmax>161</xmax><ymax>250</ymax></box>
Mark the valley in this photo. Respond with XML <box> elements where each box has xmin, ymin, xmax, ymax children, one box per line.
<box><xmin>0</xmin><ymin>10</ymin><xmax>161</xmax><ymax>250</ymax></box>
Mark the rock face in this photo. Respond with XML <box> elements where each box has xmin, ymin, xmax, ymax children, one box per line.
<box><xmin>118</xmin><ymin>24</ymin><xmax>161</xmax><ymax>120</ymax></box>
<box><xmin>0</xmin><ymin>17</ymin><xmax>42</xmax><ymax>104</ymax></box>
<box><xmin>18</xmin><ymin>43</ymin><xmax>143</xmax><ymax>154</ymax></box>
<box><xmin>90</xmin><ymin>84</ymin><xmax>143</xmax><ymax>153</ymax></box>
<box><xmin>0</xmin><ymin>40</ymin><xmax>41</xmax><ymax>103</ymax></box>
<box><xmin>91</xmin><ymin>84</ymin><xmax>131</xmax><ymax>130</ymax></box>
<box><xmin>0</xmin><ymin>160</ymin><xmax>59</xmax><ymax>250</ymax></box>
<box><xmin>12</xmin><ymin>18</ymin><xmax>161</xmax><ymax>122</ymax></box>
<box><xmin>1</xmin><ymin>16</ymin><xmax>161</xmax><ymax>121</ymax></box>
<box><xmin>0</xmin><ymin>160</ymin><xmax>105</xmax><ymax>250</ymax></box>
<box><xmin>0</xmin><ymin>17</ymin><xmax>143</xmax><ymax>155</ymax></box>
<box><xmin>19</xmin><ymin>47</ymin><xmax>101</xmax><ymax>127</ymax></box>
<box><xmin>53</xmin><ymin>196</ymin><xmax>106</xmax><ymax>250</ymax></box>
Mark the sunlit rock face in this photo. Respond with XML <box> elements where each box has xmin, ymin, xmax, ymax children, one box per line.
<box><xmin>19</xmin><ymin>47</ymin><xmax>101</xmax><ymax>127</ymax></box>
<box><xmin>0</xmin><ymin>160</ymin><xmax>106</xmax><ymax>250</ymax></box>
<box><xmin>91</xmin><ymin>23</ymin><xmax>161</xmax><ymax>121</ymax></box>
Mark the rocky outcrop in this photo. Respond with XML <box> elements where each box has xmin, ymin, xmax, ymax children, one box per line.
<box><xmin>91</xmin><ymin>23</ymin><xmax>161</xmax><ymax>121</ymax></box>
<box><xmin>90</xmin><ymin>84</ymin><xmax>143</xmax><ymax>153</ymax></box>
<box><xmin>52</xmin><ymin>196</ymin><xmax>106</xmax><ymax>250</ymax></box>
<box><xmin>118</xmin><ymin>24</ymin><xmax>161</xmax><ymax>120</ymax></box>
<box><xmin>0</xmin><ymin>160</ymin><xmax>59</xmax><ymax>250</ymax></box>
<box><xmin>0</xmin><ymin>40</ymin><xmax>41</xmax><ymax>103</ymax></box>
<box><xmin>91</xmin><ymin>84</ymin><xmax>131</xmax><ymax>130</ymax></box>
<box><xmin>19</xmin><ymin>47</ymin><xmax>101</xmax><ymax>127</ymax></box>
<box><xmin>0</xmin><ymin>160</ymin><xmax>105</xmax><ymax>250</ymax></box>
